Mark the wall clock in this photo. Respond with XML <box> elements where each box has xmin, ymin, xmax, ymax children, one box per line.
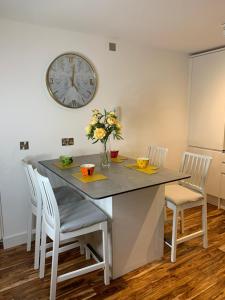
<box><xmin>46</xmin><ymin>52</ymin><xmax>97</xmax><ymax>108</ymax></box>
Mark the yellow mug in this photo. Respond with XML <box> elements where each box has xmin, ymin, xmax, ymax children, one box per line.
<box><xmin>136</xmin><ymin>157</ymin><xmax>149</xmax><ymax>169</ymax></box>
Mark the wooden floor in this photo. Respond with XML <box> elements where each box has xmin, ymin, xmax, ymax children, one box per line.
<box><xmin>1</xmin><ymin>204</ymin><xmax>225</xmax><ymax>299</ymax></box>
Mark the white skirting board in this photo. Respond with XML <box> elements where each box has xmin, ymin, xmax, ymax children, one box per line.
<box><xmin>3</xmin><ymin>229</ymin><xmax>35</xmax><ymax>249</ymax></box>
<box><xmin>207</xmin><ymin>194</ymin><xmax>225</xmax><ymax>209</ymax></box>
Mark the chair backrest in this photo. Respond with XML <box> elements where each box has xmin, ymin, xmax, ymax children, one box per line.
<box><xmin>35</xmin><ymin>170</ymin><xmax>60</xmax><ymax>231</ymax></box>
<box><xmin>22</xmin><ymin>160</ymin><xmax>41</xmax><ymax>207</ymax></box>
<box><xmin>179</xmin><ymin>152</ymin><xmax>212</xmax><ymax>194</ymax></box>
<box><xmin>148</xmin><ymin>145</ymin><xmax>168</xmax><ymax>167</ymax></box>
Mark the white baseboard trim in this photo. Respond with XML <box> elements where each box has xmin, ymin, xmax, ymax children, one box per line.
<box><xmin>207</xmin><ymin>194</ymin><xmax>219</xmax><ymax>206</ymax></box>
<box><xmin>207</xmin><ymin>194</ymin><xmax>225</xmax><ymax>210</ymax></box>
<box><xmin>3</xmin><ymin>230</ymin><xmax>35</xmax><ymax>249</ymax></box>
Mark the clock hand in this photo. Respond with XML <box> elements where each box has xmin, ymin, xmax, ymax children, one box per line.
<box><xmin>73</xmin><ymin>63</ymin><xmax>76</xmax><ymax>86</ymax></box>
<box><xmin>71</xmin><ymin>65</ymin><xmax>75</xmax><ymax>87</ymax></box>
<box><xmin>71</xmin><ymin>63</ymin><xmax>79</xmax><ymax>92</ymax></box>
<box><xmin>74</xmin><ymin>65</ymin><xmax>79</xmax><ymax>90</ymax></box>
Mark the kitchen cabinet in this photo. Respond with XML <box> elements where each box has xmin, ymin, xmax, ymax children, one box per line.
<box><xmin>189</xmin><ymin>50</ymin><xmax>225</xmax><ymax>151</ymax></box>
<box><xmin>188</xmin><ymin>49</ymin><xmax>225</xmax><ymax>201</ymax></box>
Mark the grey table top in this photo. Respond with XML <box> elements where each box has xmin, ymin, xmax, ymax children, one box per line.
<box><xmin>39</xmin><ymin>154</ymin><xmax>190</xmax><ymax>200</ymax></box>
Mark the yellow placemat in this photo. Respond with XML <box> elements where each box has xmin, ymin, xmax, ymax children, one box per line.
<box><xmin>111</xmin><ymin>157</ymin><xmax>125</xmax><ymax>163</ymax></box>
<box><xmin>125</xmin><ymin>164</ymin><xmax>158</xmax><ymax>175</ymax></box>
<box><xmin>53</xmin><ymin>162</ymin><xmax>79</xmax><ymax>170</ymax></box>
<box><xmin>72</xmin><ymin>172</ymin><xmax>108</xmax><ymax>183</ymax></box>
<box><xmin>111</xmin><ymin>155</ymin><xmax>128</xmax><ymax>163</ymax></box>
<box><xmin>118</xmin><ymin>155</ymin><xmax>128</xmax><ymax>160</ymax></box>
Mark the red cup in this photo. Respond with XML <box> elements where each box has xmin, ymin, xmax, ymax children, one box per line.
<box><xmin>80</xmin><ymin>164</ymin><xmax>95</xmax><ymax>176</ymax></box>
<box><xmin>111</xmin><ymin>150</ymin><xmax>119</xmax><ymax>158</ymax></box>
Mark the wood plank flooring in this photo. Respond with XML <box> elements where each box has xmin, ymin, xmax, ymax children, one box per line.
<box><xmin>1</xmin><ymin>204</ymin><xmax>225</xmax><ymax>299</ymax></box>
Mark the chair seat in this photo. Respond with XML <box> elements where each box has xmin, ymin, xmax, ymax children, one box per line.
<box><xmin>54</xmin><ymin>186</ymin><xmax>84</xmax><ymax>205</ymax></box>
<box><xmin>59</xmin><ymin>199</ymin><xmax>107</xmax><ymax>233</ymax></box>
<box><xmin>165</xmin><ymin>184</ymin><xmax>203</xmax><ymax>206</ymax></box>
<box><xmin>30</xmin><ymin>186</ymin><xmax>84</xmax><ymax>208</ymax></box>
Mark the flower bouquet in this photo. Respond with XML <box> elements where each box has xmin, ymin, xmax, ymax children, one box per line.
<box><xmin>85</xmin><ymin>109</ymin><xmax>123</xmax><ymax>167</ymax></box>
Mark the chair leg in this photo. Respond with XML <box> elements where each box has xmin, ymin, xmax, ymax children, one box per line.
<box><xmin>85</xmin><ymin>246</ymin><xmax>91</xmax><ymax>260</ymax></box>
<box><xmin>27</xmin><ymin>212</ymin><xmax>33</xmax><ymax>252</ymax></box>
<box><xmin>164</xmin><ymin>206</ymin><xmax>167</xmax><ymax>221</ymax></box>
<box><xmin>202</xmin><ymin>201</ymin><xmax>208</xmax><ymax>249</ymax></box>
<box><xmin>34</xmin><ymin>214</ymin><xmax>41</xmax><ymax>270</ymax></box>
<box><xmin>180</xmin><ymin>210</ymin><xmax>184</xmax><ymax>234</ymax></box>
<box><xmin>102</xmin><ymin>222</ymin><xmax>110</xmax><ymax>285</ymax></box>
<box><xmin>39</xmin><ymin>222</ymin><xmax>47</xmax><ymax>279</ymax></box>
<box><xmin>50</xmin><ymin>236</ymin><xmax>60</xmax><ymax>300</ymax></box>
<box><xmin>171</xmin><ymin>206</ymin><xmax>178</xmax><ymax>263</ymax></box>
<box><xmin>79</xmin><ymin>239</ymin><xmax>85</xmax><ymax>255</ymax></box>
<box><xmin>218</xmin><ymin>197</ymin><xmax>221</xmax><ymax>209</ymax></box>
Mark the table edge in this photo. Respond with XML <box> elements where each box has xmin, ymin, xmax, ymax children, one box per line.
<box><xmin>39</xmin><ymin>160</ymin><xmax>190</xmax><ymax>200</ymax></box>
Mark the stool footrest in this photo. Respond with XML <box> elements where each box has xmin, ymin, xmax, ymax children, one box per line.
<box><xmin>46</xmin><ymin>242</ymin><xmax>80</xmax><ymax>258</ymax></box>
<box><xmin>57</xmin><ymin>262</ymin><xmax>105</xmax><ymax>282</ymax></box>
<box><xmin>165</xmin><ymin>230</ymin><xmax>203</xmax><ymax>247</ymax></box>
<box><xmin>164</xmin><ymin>235</ymin><xmax>172</xmax><ymax>247</ymax></box>
<box><xmin>86</xmin><ymin>243</ymin><xmax>102</xmax><ymax>263</ymax></box>
<box><xmin>177</xmin><ymin>230</ymin><xmax>203</xmax><ymax>245</ymax></box>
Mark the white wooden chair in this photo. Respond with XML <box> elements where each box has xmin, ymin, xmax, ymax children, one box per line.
<box><xmin>165</xmin><ymin>152</ymin><xmax>212</xmax><ymax>263</ymax></box>
<box><xmin>148</xmin><ymin>145</ymin><xmax>168</xmax><ymax>168</ymax></box>
<box><xmin>148</xmin><ymin>145</ymin><xmax>168</xmax><ymax>220</ymax></box>
<box><xmin>35</xmin><ymin>170</ymin><xmax>110</xmax><ymax>300</ymax></box>
<box><xmin>23</xmin><ymin>161</ymin><xmax>42</xmax><ymax>269</ymax></box>
<box><xmin>23</xmin><ymin>161</ymin><xmax>85</xmax><ymax>270</ymax></box>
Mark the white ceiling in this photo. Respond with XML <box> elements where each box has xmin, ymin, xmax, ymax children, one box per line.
<box><xmin>1</xmin><ymin>0</ymin><xmax>225</xmax><ymax>53</ymax></box>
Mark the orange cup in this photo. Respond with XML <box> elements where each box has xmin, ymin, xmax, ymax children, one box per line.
<box><xmin>80</xmin><ymin>164</ymin><xmax>95</xmax><ymax>176</ymax></box>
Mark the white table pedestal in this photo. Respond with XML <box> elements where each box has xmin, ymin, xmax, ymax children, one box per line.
<box><xmin>89</xmin><ymin>184</ymin><xmax>165</xmax><ymax>279</ymax></box>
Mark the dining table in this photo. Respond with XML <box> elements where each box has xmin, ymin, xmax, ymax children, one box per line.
<box><xmin>39</xmin><ymin>154</ymin><xmax>190</xmax><ymax>279</ymax></box>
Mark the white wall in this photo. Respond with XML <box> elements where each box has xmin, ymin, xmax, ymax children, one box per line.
<box><xmin>0</xmin><ymin>18</ymin><xmax>189</xmax><ymax>247</ymax></box>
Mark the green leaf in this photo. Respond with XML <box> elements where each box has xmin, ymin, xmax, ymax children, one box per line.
<box><xmin>92</xmin><ymin>139</ymin><xmax>99</xmax><ymax>144</ymax></box>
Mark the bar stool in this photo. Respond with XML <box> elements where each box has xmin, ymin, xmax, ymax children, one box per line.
<box><xmin>148</xmin><ymin>145</ymin><xmax>168</xmax><ymax>167</ymax></box>
<box><xmin>35</xmin><ymin>170</ymin><xmax>110</xmax><ymax>300</ymax></box>
<box><xmin>23</xmin><ymin>161</ymin><xmax>84</xmax><ymax>269</ymax></box>
<box><xmin>165</xmin><ymin>152</ymin><xmax>212</xmax><ymax>262</ymax></box>
<box><xmin>148</xmin><ymin>145</ymin><xmax>168</xmax><ymax>221</ymax></box>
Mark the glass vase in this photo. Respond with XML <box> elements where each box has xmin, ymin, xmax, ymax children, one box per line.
<box><xmin>100</xmin><ymin>141</ymin><xmax>111</xmax><ymax>168</ymax></box>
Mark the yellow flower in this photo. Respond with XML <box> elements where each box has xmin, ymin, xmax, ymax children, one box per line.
<box><xmin>92</xmin><ymin>109</ymin><xmax>100</xmax><ymax>115</ymax></box>
<box><xmin>90</xmin><ymin>116</ymin><xmax>98</xmax><ymax>125</ymax></box>
<box><xmin>109</xmin><ymin>111</ymin><xmax>115</xmax><ymax>116</ymax></box>
<box><xmin>85</xmin><ymin>125</ymin><xmax>92</xmax><ymax>134</ymax></box>
<box><xmin>116</xmin><ymin>120</ymin><xmax>122</xmax><ymax>130</ymax></box>
<box><xmin>107</xmin><ymin>116</ymin><xmax>116</xmax><ymax>125</ymax></box>
<box><xmin>94</xmin><ymin>128</ymin><xmax>106</xmax><ymax>140</ymax></box>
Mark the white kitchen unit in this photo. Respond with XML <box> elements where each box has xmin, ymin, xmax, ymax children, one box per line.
<box><xmin>188</xmin><ymin>49</ymin><xmax>225</xmax><ymax>204</ymax></box>
<box><xmin>219</xmin><ymin>158</ymin><xmax>225</xmax><ymax>207</ymax></box>
<box><xmin>0</xmin><ymin>194</ymin><xmax>3</xmax><ymax>241</ymax></box>
<box><xmin>189</xmin><ymin>49</ymin><xmax>225</xmax><ymax>151</ymax></box>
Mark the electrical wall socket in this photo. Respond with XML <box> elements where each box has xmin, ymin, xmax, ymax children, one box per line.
<box><xmin>62</xmin><ymin>138</ymin><xmax>74</xmax><ymax>146</ymax></box>
<box><xmin>20</xmin><ymin>141</ymin><xmax>29</xmax><ymax>150</ymax></box>
<box><xmin>109</xmin><ymin>42</ymin><xmax>116</xmax><ymax>51</ymax></box>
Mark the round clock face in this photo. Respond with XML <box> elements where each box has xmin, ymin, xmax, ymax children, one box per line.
<box><xmin>46</xmin><ymin>53</ymin><xmax>97</xmax><ymax>108</ymax></box>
